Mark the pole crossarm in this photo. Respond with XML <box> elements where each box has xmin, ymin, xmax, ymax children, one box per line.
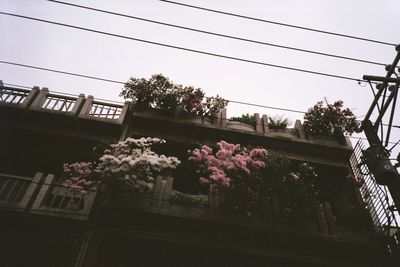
<box><xmin>361</xmin><ymin>45</ymin><xmax>400</xmax><ymax>131</ymax></box>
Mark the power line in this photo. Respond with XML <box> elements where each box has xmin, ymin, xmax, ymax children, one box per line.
<box><xmin>48</xmin><ymin>0</ymin><xmax>386</xmax><ymax>67</ymax></box>
<box><xmin>0</xmin><ymin>61</ymin><xmax>123</xmax><ymax>84</ymax></box>
<box><xmin>0</xmin><ymin>12</ymin><xmax>369</xmax><ymax>83</ymax></box>
<box><xmin>0</xmin><ymin>71</ymin><xmax>306</xmax><ymax>114</ymax></box>
<box><xmin>3</xmin><ymin>78</ymin><xmax>400</xmax><ymax>143</ymax></box>
<box><xmin>2</xmin><ymin>73</ymin><xmax>400</xmax><ymax>130</ymax></box>
<box><xmin>159</xmin><ymin>0</ymin><xmax>397</xmax><ymax>47</ymax></box>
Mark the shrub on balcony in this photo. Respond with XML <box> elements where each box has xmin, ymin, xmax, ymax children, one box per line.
<box><xmin>268</xmin><ymin>115</ymin><xmax>289</xmax><ymax>130</ymax></box>
<box><xmin>120</xmin><ymin>74</ymin><xmax>228</xmax><ymax>119</ymax></box>
<box><xmin>63</xmin><ymin>162</ymin><xmax>99</xmax><ymax>194</ymax></box>
<box><xmin>63</xmin><ymin>137</ymin><xmax>181</xmax><ymax>195</ymax></box>
<box><xmin>230</xmin><ymin>114</ymin><xmax>257</xmax><ymax>127</ymax></box>
<box><xmin>303</xmin><ymin>99</ymin><xmax>359</xmax><ymax>136</ymax></box>
<box><xmin>99</xmin><ymin>137</ymin><xmax>181</xmax><ymax>194</ymax></box>
<box><xmin>189</xmin><ymin>140</ymin><xmax>268</xmax><ymax>214</ymax></box>
<box><xmin>189</xmin><ymin>141</ymin><xmax>321</xmax><ymax>217</ymax></box>
<box><xmin>229</xmin><ymin>114</ymin><xmax>289</xmax><ymax>130</ymax></box>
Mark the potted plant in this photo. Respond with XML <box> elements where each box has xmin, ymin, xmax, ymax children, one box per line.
<box><xmin>268</xmin><ymin>115</ymin><xmax>289</xmax><ymax>131</ymax></box>
<box><xmin>303</xmin><ymin>99</ymin><xmax>359</xmax><ymax>143</ymax></box>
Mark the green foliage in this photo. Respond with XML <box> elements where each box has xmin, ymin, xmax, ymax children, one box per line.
<box><xmin>268</xmin><ymin>116</ymin><xmax>289</xmax><ymax>130</ymax></box>
<box><xmin>229</xmin><ymin>113</ymin><xmax>256</xmax><ymax>126</ymax></box>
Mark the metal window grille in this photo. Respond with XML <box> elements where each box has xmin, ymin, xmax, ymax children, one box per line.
<box><xmin>89</xmin><ymin>102</ymin><xmax>122</xmax><ymax>120</ymax></box>
<box><xmin>41</xmin><ymin>95</ymin><xmax>76</xmax><ymax>112</ymax></box>
<box><xmin>0</xmin><ymin>87</ymin><xmax>29</xmax><ymax>105</ymax></box>
<box><xmin>350</xmin><ymin>140</ymin><xmax>400</xmax><ymax>236</ymax></box>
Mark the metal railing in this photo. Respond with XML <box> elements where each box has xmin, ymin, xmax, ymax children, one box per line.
<box><xmin>41</xmin><ymin>94</ymin><xmax>77</xmax><ymax>112</ymax></box>
<box><xmin>350</xmin><ymin>140</ymin><xmax>400</xmax><ymax>236</ymax></box>
<box><xmin>0</xmin><ymin>86</ymin><xmax>30</xmax><ymax>105</ymax></box>
<box><xmin>0</xmin><ymin>173</ymin><xmax>31</xmax><ymax>203</ymax></box>
<box><xmin>89</xmin><ymin>101</ymin><xmax>123</xmax><ymax>120</ymax></box>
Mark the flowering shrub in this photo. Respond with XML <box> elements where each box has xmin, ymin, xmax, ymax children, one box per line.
<box><xmin>189</xmin><ymin>140</ymin><xmax>268</xmax><ymax>188</ymax></box>
<box><xmin>63</xmin><ymin>137</ymin><xmax>180</xmax><ymax>194</ymax></box>
<box><xmin>304</xmin><ymin>99</ymin><xmax>359</xmax><ymax>136</ymax></box>
<box><xmin>120</xmin><ymin>74</ymin><xmax>228</xmax><ymax>118</ymax></box>
<box><xmin>63</xmin><ymin>162</ymin><xmax>99</xmax><ymax>194</ymax></box>
<box><xmin>189</xmin><ymin>140</ymin><xmax>268</xmax><ymax>215</ymax></box>
<box><xmin>99</xmin><ymin>137</ymin><xmax>181</xmax><ymax>193</ymax></box>
<box><xmin>181</xmin><ymin>87</ymin><xmax>205</xmax><ymax>114</ymax></box>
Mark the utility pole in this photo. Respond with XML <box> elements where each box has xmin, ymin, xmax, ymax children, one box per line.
<box><xmin>360</xmin><ymin>44</ymin><xmax>400</xmax><ymax>210</ymax></box>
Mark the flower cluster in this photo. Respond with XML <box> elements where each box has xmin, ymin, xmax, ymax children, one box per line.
<box><xmin>181</xmin><ymin>87</ymin><xmax>204</xmax><ymax>114</ymax></box>
<box><xmin>346</xmin><ymin>173</ymin><xmax>364</xmax><ymax>188</ymax></box>
<box><xmin>99</xmin><ymin>137</ymin><xmax>180</xmax><ymax>193</ymax></box>
<box><xmin>62</xmin><ymin>162</ymin><xmax>98</xmax><ymax>194</ymax></box>
<box><xmin>120</xmin><ymin>74</ymin><xmax>228</xmax><ymax>118</ymax></box>
<box><xmin>304</xmin><ymin>99</ymin><xmax>359</xmax><ymax>136</ymax></box>
<box><xmin>189</xmin><ymin>140</ymin><xmax>268</xmax><ymax>188</ymax></box>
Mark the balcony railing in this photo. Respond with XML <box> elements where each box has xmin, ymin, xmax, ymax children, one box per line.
<box><xmin>30</xmin><ymin>174</ymin><xmax>97</xmax><ymax>221</ymax></box>
<box><xmin>0</xmin><ymin>172</ymin><xmax>97</xmax><ymax>220</ymax></box>
<box><xmin>41</xmin><ymin>94</ymin><xmax>77</xmax><ymax>112</ymax></box>
<box><xmin>104</xmin><ymin>175</ymin><xmax>338</xmax><ymax>237</ymax></box>
<box><xmin>89</xmin><ymin>101</ymin><xmax>123</xmax><ymax>120</ymax></box>
<box><xmin>0</xmin><ymin>87</ymin><xmax>30</xmax><ymax>105</ymax></box>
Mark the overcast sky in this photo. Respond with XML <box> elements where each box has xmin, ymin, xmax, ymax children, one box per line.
<box><xmin>1</xmin><ymin>0</ymin><xmax>400</xmax><ymax>156</ymax></box>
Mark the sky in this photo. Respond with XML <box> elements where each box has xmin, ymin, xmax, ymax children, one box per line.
<box><xmin>1</xmin><ymin>0</ymin><xmax>400</xmax><ymax>157</ymax></box>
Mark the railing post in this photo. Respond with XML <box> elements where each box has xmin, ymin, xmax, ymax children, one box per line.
<box><xmin>117</xmin><ymin>101</ymin><xmax>130</xmax><ymax>124</ymax></box>
<box><xmin>31</xmin><ymin>174</ymin><xmax>55</xmax><ymax>210</ymax></box>
<box><xmin>212</xmin><ymin>111</ymin><xmax>221</xmax><ymax>127</ymax></box>
<box><xmin>79</xmin><ymin>95</ymin><xmax>94</xmax><ymax>118</ymax></box>
<box><xmin>30</xmin><ymin>88</ymin><xmax>49</xmax><ymax>110</ymax></box>
<box><xmin>221</xmin><ymin>108</ymin><xmax>227</xmax><ymax>128</ymax></box>
<box><xmin>344</xmin><ymin>136</ymin><xmax>353</xmax><ymax>147</ymax></box>
<box><xmin>21</xmin><ymin>172</ymin><xmax>44</xmax><ymax>210</ymax></box>
<box><xmin>71</xmin><ymin>93</ymin><xmax>86</xmax><ymax>116</ymax></box>
<box><xmin>262</xmin><ymin>114</ymin><xmax>270</xmax><ymax>134</ymax></box>
<box><xmin>323</xmin><ymin>202</ymin><xmax>337</xmax><ymax>235</ymax></box>
<box><xmin>0</xmin><ymin>80</ymin><xmax>3</xmax><ymax>87</ymax></box>
<box><xmin>255</xmin><ymin>113</ymin><xmax>262</xmax><ymax>133</ymax></box>
<box><xmin>20</xmin><ymin>86</ymin><xmax>40</xmax><ymax>109</ymax></box>
<box><xmin>294</xmin><ymin>119</ymin><xmax>306</xmax><ymax>139</ymax></box>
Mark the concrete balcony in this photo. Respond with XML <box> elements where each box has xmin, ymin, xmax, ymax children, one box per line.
<box><xmin>0</xmin><ymin>172</ymin><xmax>97</xmax><ymax>220</ymax></box>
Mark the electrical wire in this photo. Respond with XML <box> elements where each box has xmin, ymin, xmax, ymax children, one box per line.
<box><xmin>159</xmin><ymin>0</ymin><xmax>397</xmax><ymax>47</ymax></box>
<box><xmin>0</xmin><ymin>12</ymin><xmax>369</xmax><ymax>83</ymax></box>
<box><xmin>47</xmin><ymin>0</ymin><xmax>387</xmax><ymax>67</ymax></box>
<box><xmin>2</xmin><ymin>83</ymin><xmax>400</xmax><ymax>145</ymax></box>
<box><xmin>1</xmin><ymin>64</ymin><xmax>399</xmax><ymax>128</ymax></box>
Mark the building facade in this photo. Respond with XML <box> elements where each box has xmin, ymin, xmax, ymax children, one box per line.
<box><xmin>0</xmin><ymin>82</ymin><xmax>399</xmax><ymax>266</ymax></box>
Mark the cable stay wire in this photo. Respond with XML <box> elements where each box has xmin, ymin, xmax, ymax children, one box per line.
<box><xmin>0</xmin><ymin>12</ymin><xmax>372</xmax><ymax>84</ymax></box>
<box><xmin>159</xmin><ymin>0</ymin><xmax>397</xmax><ymax>47</ymax></box>
<box><xmin>47</xmin><ymin>0</ymin><xmax>386</xmax><ymax>67</ymax></box>
<box><xmin>1</xmin><ymin>68</ymin><xmax>400</xmax><ymax>131</ymax></box>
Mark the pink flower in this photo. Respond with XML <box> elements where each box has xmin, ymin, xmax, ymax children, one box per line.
<box><xmin>216</xmin><ymin>149</ymin><xmax>232</xmax><ymax>159</ymax></box>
